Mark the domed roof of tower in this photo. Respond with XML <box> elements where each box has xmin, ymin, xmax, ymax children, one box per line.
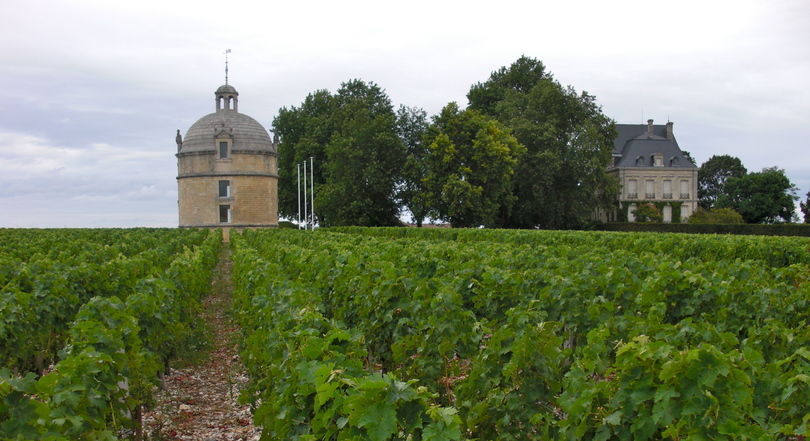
<box><xmin>178</xmin><ymin>85</ymin><xmax>276</xmax><ymax>155</ymax></box>
<box><xmin>216</xmin><ymin>84</ymin><xmax>238</xmax><ymax>95</ymax></box>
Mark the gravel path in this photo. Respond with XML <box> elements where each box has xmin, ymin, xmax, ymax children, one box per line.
<box><xmin>141</xmin><ymin>245</ymin><xmax>261</xmax><ymax>441</ymax></box>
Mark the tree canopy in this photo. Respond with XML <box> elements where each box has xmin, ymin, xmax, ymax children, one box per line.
<box><xmin>800</xmin><ymin>191</ymin><xmax>810</xmax><ymax>224</ymax></box>
<box><xmin>273</xmin><ymin>80</ymin><xmax>405</xmax><ymax>227</ymax></box>
<box><xmin>716</xmin><ymin>167</ymin><xmax>798</xmax><ymax>223</ymax></box>
<box><xmin>698</xmin><ymin>155</ymin><xmax>747</xmax><ymax>210</ymax></box>
<box><xmin>468</xmin><ymin>56</ymin><xmax>619</xmax><ymax>229</ymax></box>
<box><xmin>422</xmin><ymin>103</ymin><xmax>524</xmax><ymax>228</ymax></box>
<box><xmin>274</xmin><ymin>89</ymin><xmax>334</xmax><ymax>221</ymax></box>
<box><xmin>271</xmin><ymin>57</ymin><xmax>801</xmax><ymax>230</ymax></box>
<box><xmin>396</xmin><ymin>105</ymin><xmax>430</xmax><ymax>227</ymax></box>
<box><xmin>687</xmin><ymin>207</ymin><xmax>745</xmax><ymax>224</ymax></box>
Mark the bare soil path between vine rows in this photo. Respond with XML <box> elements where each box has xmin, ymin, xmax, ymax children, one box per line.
<box><xmin>141</xmin><ymin>245</ymin><xmax>260</xmax><ymax>441</ymax></box>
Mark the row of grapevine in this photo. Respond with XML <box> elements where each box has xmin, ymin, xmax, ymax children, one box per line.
<box><xmin>0</xmin><ymin>228</ymin><xmax>221</xmax><ymax>440</ymax></box>
<box><xmin>328</xmin><ymin>226</ymin><xmax>810</xmax><ymax>268</ymax></box>
<box><xmin>232</xmin><ymin>232</ymin><xmax>463</xmax><ymax>440</ymax></box>
<box><xmin>233</xmin><ymin>228</ymin><xmax>809</xmax><ymax>440</ymax></box>
<box><xmin>0</xmin><ymin>228</ymin><xmax>211</xmax><ymax>375</ymax></box>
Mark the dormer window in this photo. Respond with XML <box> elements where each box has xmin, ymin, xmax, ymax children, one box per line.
<box><xmin>653</xmin><ymin>154</ymin><xmax>663</xmax><ymax>167</ymax></box>
<box><xmin>635</xmin><ymin>156</ymin><xmax>645</xmax><ymax>166</ymax></box>
<box><xmin>216</xmin><ymin>130</ymin><xmax>233</xmax><ymax>159</ymax></box>
<box><xmin>670</xmin><ymin>157</ymin><xmax>679</xmax><ymax>166</ymax></box>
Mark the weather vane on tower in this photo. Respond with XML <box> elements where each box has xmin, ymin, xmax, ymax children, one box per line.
<box><xmin>224</xmin><ymin>49</ymin><xmax>231</xmax><ymax>85</ymax></box>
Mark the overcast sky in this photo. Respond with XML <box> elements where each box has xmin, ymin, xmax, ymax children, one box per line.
<box><xmin>1</xmin><ymin>0</ymin><xmax>808</xmax><ymax>227</ymax></box>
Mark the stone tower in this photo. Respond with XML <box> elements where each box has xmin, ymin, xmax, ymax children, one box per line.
<box><xmin>176</xmin><ymin>84</ymin><xmax>278</xmax><ymax>230</ymax></box>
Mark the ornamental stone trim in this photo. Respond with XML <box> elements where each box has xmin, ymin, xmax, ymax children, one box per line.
<box><xmin>176</xmin><ymin>149</ymin><xmax>277</xmax><ymax>158</ymax></box>
<box><xmin>179</xmin><ymin>223</ymin><xmax>279</xmax><ymax>228</ymax></box>
<box><xmin>177</xmin><ymin>171</ymin><xmax>279</xmax><ymax>179</ymax></box>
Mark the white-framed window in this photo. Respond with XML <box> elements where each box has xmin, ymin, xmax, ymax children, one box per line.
<box><xmin>663</xmin><ymin>205</ymin><xmax>672</xmax><ymax>223</ymax></box>
<box><xmin>646</xmin><ymin>180</ymin><xmax>655</xmax><ymax>199</ymax></box>
<box><xmin>219</xmin><ymin>205</ymin><xmax>231</xmax><ymax>223</ymax></box>
<box><xmin>628</xmin><ymin>203</ymin><xmax>637</xmax><ymax>222</ymax></box>
<box><xmin>628</xmin><ymin>179</ymin><xmax>637</xmax><ymax>199</ymax></box>
<box><xmin>219</xmin><ymin>180</ymin><xmax>230</xmax><ymax>198</ymax></box>
<box><xmin>680</xmin><ymin>180</ymin><xmax>689</xmax><ymax>199</ymax></box>
<box><xmin>663</xmin><ymin>180</ymin><xmax>672</xmax><ymax>199</ymax></box>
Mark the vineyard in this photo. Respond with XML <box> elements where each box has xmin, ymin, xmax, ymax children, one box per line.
<box><xmin>0</xmin><ymin>228</ymin><xmax>221</xmax><ymax>440</ymax></box>
<box><xmin>2</xmin><ymin>227</ymin><xmax>809</xmax><ymax>440</ymax></box>
<box><xmin>232</xmin><ymin>228</ymin><xmax>809</xmax><ymax>441</ymax></box>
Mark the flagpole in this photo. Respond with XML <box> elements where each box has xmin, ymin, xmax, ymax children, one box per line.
<box><xmin>303</xmin><ymin>160</ymin><xmax>308</xmax><ymax>230</ymax></box>
<box><xmin>297</xmin><ymin>163</ymin><xmax>301</xmax><ymax>229</ymax></box>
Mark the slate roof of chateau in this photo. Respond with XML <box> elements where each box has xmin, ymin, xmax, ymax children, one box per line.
<box><xmin>611</xmin><ymin>123</ymin><xmax>697</xmax><ymax>169</ymax></box>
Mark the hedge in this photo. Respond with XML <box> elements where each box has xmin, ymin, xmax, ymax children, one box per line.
<box><xmin>594</xmin><ymin>222</ymin><xmax>810</xmax><ymax>236</ymax></box>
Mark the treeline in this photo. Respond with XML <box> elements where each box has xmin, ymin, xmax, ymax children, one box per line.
<box><xmin>275</xmin><ymin>56</ymin><xmax>618</xmax><ymax>229</ymax></box>
<box><xmin>693</xmin><ymin>155</ymin><xmax>800</xmax><ymax>224</ymax></box>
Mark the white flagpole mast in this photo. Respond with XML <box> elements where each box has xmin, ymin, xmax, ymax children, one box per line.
<box><xmin>303</xmin><ymin>160</ymin><xmax>308</xmax><ymax>230</ymax></box>
<box><xmin>297</xmin><ymin>163</ymin><xmax>301</xmax><ymax>229</ymax></box>
<box><xmin>310</xmin><ymin>157</ymin><xmax>315</xmax><ymax>230</ymax></box>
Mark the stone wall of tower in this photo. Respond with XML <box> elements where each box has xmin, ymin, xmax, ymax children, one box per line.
<box><xmin>178</xmin><ymin>176</ymin><xmax>218</xmax><ymax>226</ymax></box>
<box><xmin>177</xmin><ymin>152</ymin><xmax>278</xmax><ymax>228</ymax></box>
<box><xmin>231</xmin><ymin>175</ymin><xmax>278</xmax><ymax>225</ymax></box>
<box><xmin>178</xmin><ymin>152</ymin><xmax>277</xmax><ymax>176</ymax></box>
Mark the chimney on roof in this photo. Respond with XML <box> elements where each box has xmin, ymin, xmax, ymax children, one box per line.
<box><xmin>666</xmin><ymin>121</ymin><xmax>674</xmax><ymax>140</ymax></box>
<box><xmin>647</xmin><ymin>119</ymin><xmax>654</xmax><ymax>138</ymax></box>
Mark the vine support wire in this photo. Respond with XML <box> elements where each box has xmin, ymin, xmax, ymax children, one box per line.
<box><xmin>297</xmin><ymin>163</ymin><xmax>301</xmax><ymax>229</ymax></box>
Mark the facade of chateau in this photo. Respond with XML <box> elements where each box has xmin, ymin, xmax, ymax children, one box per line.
<box><xmin>176</xmin><ymin>84</ymin><xmax>278</xmax><ymax>230</ymax></box>
<box><xmin>601</xmin><ymin>119</ymin><xmax>699</xmax><ymax>222</ymax></box>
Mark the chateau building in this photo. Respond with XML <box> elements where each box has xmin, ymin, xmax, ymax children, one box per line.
<box><xmin>602</xmin><ymin>119</ymin><xmax>698</xmax><ymax>222</ymax></box>
<box><xmin>176</xmin><ymin>84</ymin><xmax>278</xmax><ymax>230</ymax></box>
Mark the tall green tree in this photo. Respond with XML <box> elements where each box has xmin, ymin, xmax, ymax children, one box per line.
<box><xmin>422</xmin><ymin>103</ymin><xmax>524</xmax><ymax>228</ymax></box>
<box><xmin>716</xmin><ymin>167</ymin><xmax>798</xmax><ymax>223</ymax></box>
<box><xmin>468</xmin><ymin>56</ymin><xmax>618</xmax><ymax>229</ymax></box>
<box><xmin>273</xmin><ymin>90</ymin><xmax>334</xmax><ymax>221</ymax></box>
<box><xmin>396</xmin><ymin>105</ymin><xmax>430</xmax><ymax>227</ymax></box>
<box><xmin>800</xmin><ymin>190</ymin><xmax>810</xmax><ymax>223</ymax></box>
<box><xmin>697</xmin><ymin>154</ymin><xmax>748</xmax><ymax>210</ymax></box>
<box><xmin>680</xmin><ymin>150</ymin><xmax>697</xmax><ymax>167</ymax></box>
<box><xmin>316</xmin><ymin>80</ymin><xmax>406</xmax><ymax>227</ymax></box>
<box><xmin>273</xmin><ymin>80</ymin><xmax>405</xmax><ymax>227</ymax></box>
